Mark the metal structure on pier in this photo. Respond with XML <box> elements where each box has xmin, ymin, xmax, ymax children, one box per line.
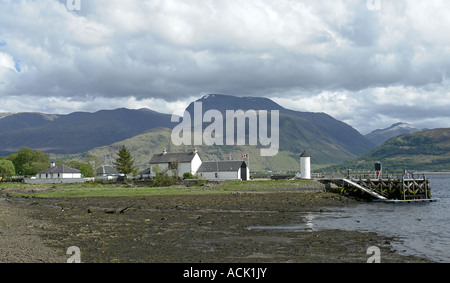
<box><xmin>317</xmin><ymin>172</ymin><xmax>438</xmax><ymax>203</ymax></box>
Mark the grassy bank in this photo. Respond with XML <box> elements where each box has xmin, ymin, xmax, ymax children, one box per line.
<box><xmin>0</xmin><ymin>179</ymin><xmax>324</xmax><ymax>199</ymax></box>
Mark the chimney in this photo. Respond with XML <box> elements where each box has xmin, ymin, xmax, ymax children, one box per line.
<box><xmin>50</xmin><ymin>162</ymin><xmax>56</xmax><ymax>167</ymax></box>
<box><xmin>163</xmin><ymin>148</ymin><xmax>167</xmax><ymax>155</ymax></box>
<box><xmin>193</xmin><ymin>146</ymin><xmax>198</xmax><ymax>153</ymax></box>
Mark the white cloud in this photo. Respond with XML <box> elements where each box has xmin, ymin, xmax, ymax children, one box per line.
<box><xmin>0</xmin><ymin>51</ymin><xmax>16</xmax><ymax>77</ymax></box>
<box><xmin>0</xmin><ymin>94</ymin><xmax>195</xmax><ymax>117</ymax></box>
<box><xmin>1</xmin><ymin>0</ymin><xmax>450</xmax><ymax>134</ymax></box>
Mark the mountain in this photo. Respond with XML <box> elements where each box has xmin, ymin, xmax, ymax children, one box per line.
<box><xmin>325</xmin><ymin>128</ymin><xmax>450</xmax><ymax>172</ymax></box>
<box><xmin>365</xmin><ymin>122</ymin><xmax>424</xmax><ymax>146</ymax></box>
<box><xmin>87</xmin><ymin>127</ymin><xmax>301</xmax><ymax>172</ymax></box>
<box><xmin>87</xmin><ymin>94</ymin><xmax>376</xmax><ymax>171</ymax></box>
<box><xmin>0</xmin><ymin>94</ymin><xmax>376</xmax><ymax>171</ymax></box>
<box><xmin>186</xmin><ymin>94</ymin><xmax>375</xmax><ymax>163</ymax></box>
<box><xmin>0</xmin><ymin>112</ymin><xmax>59</xmax><ymax>134</ymax></box>
<box><xmin>0</xmin><ymin>108</ymin><xmax>173</xmax><ymax>155</ymax></box>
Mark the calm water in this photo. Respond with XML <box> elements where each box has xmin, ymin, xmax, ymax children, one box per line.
<box><xmin>306</xmin><ymin>174</ymin><xmax>450</xmax><ymax>262</ymax></box>
<box><xmin>250</xmin><ymin>174</ymin><xmax>450</xmax><ymax>262</ymax></box>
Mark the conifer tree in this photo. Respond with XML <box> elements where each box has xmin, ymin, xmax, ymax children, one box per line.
<box><xmin>113</xmin><ymin>145</ymin><xmax>135</xmax><ymax>179</ymax></box>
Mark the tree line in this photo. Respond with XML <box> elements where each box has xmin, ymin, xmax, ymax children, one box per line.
<box><xmin>0</xmin><ymin>145</ymin><xmax>137</xmax><ymax>180</ymax></box>
<box><xmin>0</xmin><ymin>147</ymin><xmax>50</xmax><ymax>179</ymax></box>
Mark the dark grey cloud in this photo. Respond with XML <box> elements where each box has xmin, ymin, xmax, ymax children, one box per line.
<box><xmin>1</xmin><ymin>0</ymin><xmax>450</xmax><ymax>133</ymax></box>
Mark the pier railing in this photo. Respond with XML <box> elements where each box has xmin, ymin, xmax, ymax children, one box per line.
<box><xmin>314</xmin><ymin>172</ymin><xmax>427</xmax><ymax>181</ymax></box>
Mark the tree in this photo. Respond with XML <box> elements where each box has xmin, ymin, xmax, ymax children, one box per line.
<box><xmin>0</xmin><ymin>159</ymin><xmax>15</xmax><ymax>179</ymax></box>
<box><xmin>8</xmin><ymin>147</ymin><xmax>50</xmax><ymax>176</ymax></box>
<box><xmin>113</xmin><ymin>145</ymin><xmax>135</xmax><ymax>179</ymax></box>
<box><xmin>152</xmin><ymin>165</ymin><xmax>177</xmax><ymax>187</ymax></box>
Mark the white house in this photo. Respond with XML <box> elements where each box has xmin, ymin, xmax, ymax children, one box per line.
<box><xmin>96</xmin><ymin>164</ymin><xmax>122</xmax><ymax>181</ymax></box>
<box><xmin>36</xmin><ymin>164</ymin><xmax>82</xmax><ymax>179</ymax></box>
<box><xmin>148</xmin><ymin>149</ymin><xmax>203</xmax><ymax>178</ymax></box>
<box><xmin>96</xmin><ymin>164</ymin><xmax>119</xmax><ymax>176</ymax></box>
<box><xmin>196</xmin><ymin>160</ymin><xmax>250</xmax><ymax>181</ymax></box>
<box><xmin>27</xmin><ymin>163</ymin><xmax>85</xmax><ymax>184</ymax></box>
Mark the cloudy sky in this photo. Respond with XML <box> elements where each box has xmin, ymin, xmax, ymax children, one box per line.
<box><xmin>1</xmin><ymin>0</ymin><xmax>449</xmax><ymax>134</ymax></box>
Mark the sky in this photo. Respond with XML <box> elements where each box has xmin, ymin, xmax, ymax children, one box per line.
<box><xmin>1</xmin><ymin>0</ymin><xmax>450</xmax><ymax>134</ymax></box>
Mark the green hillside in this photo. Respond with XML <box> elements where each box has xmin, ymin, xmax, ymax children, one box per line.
<box><xmin>324</xmin><ymin>128</ymin><xmax>450</xmax><ymax>172</ymax></box>
<box><xmin>86</xmin><ymin>127</ymin><xmax>302</xmax><ymax>173</ymax></box>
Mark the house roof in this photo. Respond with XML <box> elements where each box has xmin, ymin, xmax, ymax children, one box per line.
<box><xmin>150</xmin><ymin>151</ymin><xmax>200</xmax><ymax>164</ymax></box>
<box><xmin>96</xmin><ymin>165</ymin><xmax>119</xmax><ymax>175</ymax></box>
<box><xmin>138</xmin><ymin>168</ymin><xmax>151</xmax><ymax>175</ymax></box>
<box><xmin>38</xmin><ymin>164</ymin><xmax>81</xmax><ymax>174</ymax></box>
<box><xmin>197</xmin><ymin>161</ymin><xmax>247</xmax><ymax>173</ymax></box>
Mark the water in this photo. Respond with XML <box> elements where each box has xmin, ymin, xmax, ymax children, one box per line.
<box><xmin>252</xmin><ymin>174</ymin><xmax>450</xmax><ymax>262</ymax></box>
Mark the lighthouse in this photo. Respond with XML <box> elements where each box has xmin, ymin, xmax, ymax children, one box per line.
<box><xmin>300</xmin><ymin>151</ymin><xmax>311</xmax><ymax>179</ymax></box>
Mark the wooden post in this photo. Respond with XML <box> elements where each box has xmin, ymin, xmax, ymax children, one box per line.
<box><xmin>402</xmin><ymin>176</ymin><xmax>406</xmax><ymax>200</ymax></box>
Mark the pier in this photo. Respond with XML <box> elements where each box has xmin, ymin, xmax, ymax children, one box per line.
<box><xmin>317</xmin><ymin>172</ymin><xmax>438</xmax><ymax>203</ymax></box>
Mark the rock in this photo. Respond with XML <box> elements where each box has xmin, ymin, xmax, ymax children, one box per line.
<box><xmin>119</xmin><ymin>207</ymin><xmax>130</xmax><ymax>214</ymax></box>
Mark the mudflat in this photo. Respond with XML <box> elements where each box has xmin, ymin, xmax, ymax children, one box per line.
<box><xmin>0</xmin><ymin>190</ymin><xmax>434</xmax><ymax>263</ymax></box>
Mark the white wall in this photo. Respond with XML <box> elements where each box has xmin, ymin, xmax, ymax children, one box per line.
<box><xmin>37</xmin><ymin>173</ymin><xmax>82</xmax><ymax>179</ymax></box>
<box><xmin>150</xmin><ymin>162</ymin><xmax>192</xmax><ymax>178</ymax></box>
<box><xmin>63</xmin><ymin>173</ymin><xmax>82</xmax><ymax>179</ymax></box>
<box><xmin>300</xmin><ymin>157</ymin><xmax>311</xmax><ymax>179</ymax></box>
<box><xmin>190</xmin><ymin>153</ymin><xmax>202</xmax><ymax>175</ymax></box>
<box><xmin>198</xmin><ymin>170</ymin><xmax>240</xmax><ymax>181</ymax></box>
<box><xmin>150</xmin><ymin>163</ymin><xmax>168</xmax><ymax>178</ymax></box>
<box><xmin>150</xmin><ymin>152</ymin><xmax>202</xmax><ymax>178</ymax></box>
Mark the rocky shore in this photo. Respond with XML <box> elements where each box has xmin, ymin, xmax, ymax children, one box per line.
<box><xmin>0</xmin><ymin>197</ymin><xmax>66</xmax><ymax>263</ymax></box>
<box><xmin>0</xmin><ymin>189</ymin><xmax>434</xmax><ymax>263</ymax></box>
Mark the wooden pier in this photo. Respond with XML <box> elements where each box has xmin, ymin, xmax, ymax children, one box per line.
<box><xmin>317</xmin><ymin>173</ymin><xmax>438</xmax><ymax>203</ymax></box>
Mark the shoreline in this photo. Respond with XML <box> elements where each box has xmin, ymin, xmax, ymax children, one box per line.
<box><xmin>0</xmin><ymin>189</ymin><xmax>435</xmax><ymax>263</ymax></box>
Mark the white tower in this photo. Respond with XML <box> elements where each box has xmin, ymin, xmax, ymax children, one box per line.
<box><xmin>300</xmin><ymin>151</ymin><xmax>311</xmax><ymax>179</ymax></box>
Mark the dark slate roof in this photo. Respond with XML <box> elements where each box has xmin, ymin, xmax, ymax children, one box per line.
<box><xmin>197</xmin><ymin>161</ymin><xmax>247</xmax><ymax>173</ymax></box>
<box><xmin>138</xmin><ymin>168</ymin><xmax>151</xmax><ymax>175</ymax></box>
<box><xmin>96</xmin><ymin>165</ymin><xmax>119</xmax><ymax>175</ymax></box>
<box><xmin>38</xmin><ymin>164</ymin><xmax>81</xmax><ymax>174</ymax></box>
<box><xmin>150</xmin><ymin>152</ymin><xmax>199</xmax><ymax>164</ymax></box>
<box><xmin>300</xmin><ymin>151</ymin><xmax>310</xmax><ymax>158</ymax></box>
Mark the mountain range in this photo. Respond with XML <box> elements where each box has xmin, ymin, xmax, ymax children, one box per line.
<box><xmin>365</xmin><ymin>122</ymin><xmax>424</xmax><ymax>146</ymax></box>
<box><xmin>325</xmin><ymin>128</ymin><xmax>450</xmax><ymax>172</ymax></box>
<box><xmin>185</xmin><ymin>94</ymin><xmax>375</xmax><ymax>163</ymax></box>
<box><xmin>0</xmin><ymin>94</ymin><xmax>376</xmax><ymax>171</ymax></box>
<box><xmin>0</xmin><ymin>108</ymin><xmax>173</xmax><ymax>155</ymax></box>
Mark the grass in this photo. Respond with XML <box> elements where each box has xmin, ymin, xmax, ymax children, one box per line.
<box><xmin>1</xmin><ymin>179</ymin><xmax>321</xmax><ymax>199</ymax></box>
